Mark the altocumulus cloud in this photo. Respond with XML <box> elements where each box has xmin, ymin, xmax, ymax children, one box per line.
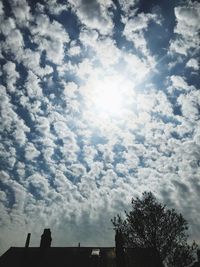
<box><xmin>0</xmin><ymin>0</ymin><xmax>200</xmax><ymax>255</ymax></box>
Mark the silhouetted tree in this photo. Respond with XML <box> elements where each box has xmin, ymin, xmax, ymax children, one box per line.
<box><xmin>166</xmin><ymin>242</ymin><xmax>198</xmax><ymax>267</ymax></box>
<box><xmin>111</xmin><ymin>192</ymin><xmax>197</xmax><ymax>266</ymax></box>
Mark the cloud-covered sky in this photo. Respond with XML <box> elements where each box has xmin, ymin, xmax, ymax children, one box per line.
<box><xmin>0</xmin><ymin>0</ymin><xmax>200</xmax><ymax>255</ymax></box>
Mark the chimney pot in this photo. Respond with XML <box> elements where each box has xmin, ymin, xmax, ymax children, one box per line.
<box><xmin>25</xmin><ymin>233</ymin><xmax>31</xmax><ymax>248</ymax></box>
<box><xmin>40</xmin><ymin>229</ymin><xmax>52</xmax><ymax>248</ymax></box>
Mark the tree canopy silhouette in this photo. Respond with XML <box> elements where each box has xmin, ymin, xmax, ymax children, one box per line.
<box><xmin>111</xmin><ymin>192</ymin><xmax>197</xmax><ymax>266</ymax></box>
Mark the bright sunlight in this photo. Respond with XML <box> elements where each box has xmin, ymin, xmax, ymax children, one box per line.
<box><xmin>83</xmin><ymin>74</ymin><xmax>135</xmax><ymax>120</ymax></box>
<box><xmin>94</xmin><ymin>80</ymin><xmax>122</xmax><ymax>116</ymax></box>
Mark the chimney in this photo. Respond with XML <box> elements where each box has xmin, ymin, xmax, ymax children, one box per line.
<box><xmin>25</xmin><ymin>233</ymin><xmax>31</xmax><ymax>248</ymax></box>
<box><xmin>40</xmin><ymin>229</ymin><xmax>52</xmax><ymax>248</ymax></box>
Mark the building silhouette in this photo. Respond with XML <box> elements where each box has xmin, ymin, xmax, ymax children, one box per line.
<box><xmin>0</xmin><ymin>228</ymin><xmax>182</xmax><ymax>267</ymax></box>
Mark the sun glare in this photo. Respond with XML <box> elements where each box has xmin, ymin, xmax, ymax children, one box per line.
<box><xmin>82</xmin><ymin>74</ymin><xmax>136</xmax><ymax>125</ymax></box>
<box><xmin>87</xmin><ymin>76</ymin><xmax>130</xmax><ymax>119</ymax></box>
<box><xmin>95</xmin><ymin>82</ymin><xmax>122</xmax><ymax>115</ymax></box>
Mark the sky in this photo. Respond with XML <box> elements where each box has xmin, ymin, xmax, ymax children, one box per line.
<box><xmin>0</xmin><ymin>0</ymin><xmax>200</xmax><ymax>255</ymax></box>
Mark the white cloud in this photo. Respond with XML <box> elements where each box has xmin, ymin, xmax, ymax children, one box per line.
<box><xmin>82</xmin><ymin>145</ymin><xmax>97</xmax><ymax>167</ymax></box>
<box><xmin>170</xmin><ymin>75</ymin><xmax>194</xmax><ymax>92</ymax></box>
<box><xmin>76</xmin><ymin>58</ymin><xmax>94</xmax><ymax>79</ymax></box>
<box><xmin>80</xmin><ymin>30</ymin><xmax>121</xmax><ymax>67</ymax></box>
<box><xmin>68</xmin><ymin>0</ymin><xmax>114</xmax><ymax>35</ymax></box>
<box><xmin>0</xmin><ymin>144</ymin><xmax>16</xmax><ymax>168</ymax></box>
<box><xmin>3</xmin><ymin>61</ymin><xmax>19</xmax><ymax>93</ymax></box>
<box><xmin>24</xmin><ymin>70</ymin><xmax>43</xmax><ymax>99</ymax></box>
<box><xmin>69</xmin><ymin>163</ymin><xmax>86</xmax><ymax>179</ymax></box>
<box><xmin>53</xmin><ymin>171</ymin><xmax>75</xmax><ymax>194</ymax></box>
<box><xmin>22</xmin><ymin>49</ymin><xmax>53</xmax><ymax>77</ymax></box>
<box><xmin>3</xmin><ymin>29</ymin><xmax>24</xmax><ymax>57</ymax></box>
<box><xmin>43</xmin><ymin>0</ymin><xmax>68</xmax><ymax>15</ymax></box>
<box><xmin>27</xmin><ymin>173</ymin><xmax>50</xmax><ymax>198</ymax></box>
<box><xmin>16</xmin><ymin>162</ymin><xmax>26</xmax><ymax>178</ymax></box>
<box><xmin>14</xmin><ymin>128</ymin><xmax>27</xmax><ymax>146</ymax></box>
<box><xmin>123</xmin><ymin>52</ymin><xmax>151</xmax><ymax>80</ymax></box>
<box><xmin>170</xmin><ymin>1</ymin><xmax>200</xmax><ymax>55</ymax></box>
<box><xmin>63</xmin><ymin>81</ymin><xmax>78</xmax><ymax>99</ymax></box>
<box><xmin>9</xmin><ymin>0</ymin><xmax>31</xmax><ymax>26</ymax></box>
<box><xmin>178</xmin><ymin>90</ymin><xmax>200</xmax><ymax>120</ymax></box>
<box><xmin>19</xmin><ymin>96</ymin><xmax>42</xmax><ymax>115</ymax></box>
<box><xmin>118</xmin><ymin>0</ymin><xmax>138</xmax><ymax>14</ymax></box>
<box><xmin>94</xmin><ymin>37</ymin><xmax>121</xmax><ymax>66</ymax></box>
<box><xmin>115</xmin><ymin>163</ymin><xmax>129</xmax><ymax>176</ymax></box>
<box><xmin>25</xmin><ymin>142</ymin><xmax>40</xmax><ymax>161</ymax></box>
<box><xmin>30</xmin><ymin>14</ymin><xmax>70</xmax><ymax>65</ymax></box>
<box><xmin>123</xmin><ymin>149</ymin><xmax>140</xmax><ymax>169</ymax></box>
<box><xmin>186</xmin><ymin>58</ymin><xmax>199</xmax><ymax>70</ymax></box>
<box><xmin>0</xmin><ymin>18</ymin><xmax>16</xmax><ymax>36</ymax></box>
<box><xmin>68</xmin><ymin>43</ymin><xmax>81</xmax><ymax>56</ymax></box>
<box><xmin>35</xmin><ymin>116</ymin><xmax>51</xmax><ymax>134</ymax></box>
<box><xmin>42</xmin><ymin>146</ymin><xmax>54</xmax><ymax>163</ymax></box>
<box><xmin>97</xmin><ymin>143</ymin><xmax>114</xmax><ymax>163</ymax></box>
<box><xmin>33</xmin><ymin>36</ymin><xmax>65</xmax><ymax>65</ymax></box>
<box><xmin>123</xmin><ymin>12</ymin><xmax>160</xmax><ymax>67</ymax></box>
<box><xmin>0</xmin><ymin>86</ymin><xmax>30</xmax><ymax>145</ymax></box>
<box><xmin>174</xmin><ymin>3</ymin><xmax>200</xmax><ymax>36</ymax></box>
<box><xmin>123</xmin><ymin>12</ymin><xmax>157</xmax><ymax>33</ymax></box>
<box><xmin>169</xmin><ymin>38</ymin><xmax>190</xmax><ymax>56</ymax></box>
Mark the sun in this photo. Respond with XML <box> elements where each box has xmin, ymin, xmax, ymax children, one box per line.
<box><xmin>81</xmin><ymin>73</ymin><xmax>136</xmax><ymax>126</ymax></box>
<box><xmin>94</xmin><ymin>80</ymin><xmax>123</xmax><ymax>116</ymax></box>
<box><xmin>85</xmin><ymin>75</ymin><xmax>132</xmax><ymax>119</ymax></box>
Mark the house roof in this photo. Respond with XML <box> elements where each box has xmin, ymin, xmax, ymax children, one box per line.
<box><xmin>0</xmin><ymin>247</ymin><xmax>116</xmax><ymax>267</ymax></box>
<box><xmin>0</xmin><ymin>246</ymin><xmax>164</xmax><ymax>267</ymax></box>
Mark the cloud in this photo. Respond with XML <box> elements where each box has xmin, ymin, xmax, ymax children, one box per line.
<box><xmin>122</xmin><ymin>11</ymin><xmax>160</xmax><ymax>67</ymax></box>
<box><xmin>0</xmin><ymin>17</ymin><xmax>16</xmax><ymax>36</ymax></box>
<box><xmin>122</xmin><ymin>52</ymin><xmax>152</xmax><ymax>80</ymax></box>
<box><xmin>42</xmin><ymin>0</ymin><xmax>68</xmax><ymax>15</ymax></box>
<box><xmin>27</xmin><ymin>173</ymin><xmax>50</xmax><ymax>198</ymax></box>
<box><xmin>68</xmin><ymin>0</ymin><xmax>114</xmax><ymax>35</ymax></box>
<box><xmin>79</xmin><ymin>29</ymin><xmax>121</xmax><ymax>67</ymax></box>
<box><xmin>118</xmin><ymin>0</ymin><xmax>138</xmax><ymax>14</ymax></box>
<box><xmin>170</xmin><ymin>1</ymin><xmax>200</xmax><ymax>56</ymax></box>
<box><xmin>3</xmin><ymin>28</ymin><xmax>24</xmax><ymax>56</ymax></box>
<box><xmin>174</xmin><ymin>3</ymin><xmax>200</xmax><ymax>36</ymax></box>
<box><xmin>9</xmin><ymin>0</ymin><xmax>31</xmax><ymax>26</ymax></box>
<box><xmin>123</xmin><ymin>12</ymin><xmax>158</xmax><ymax>33</ymax></box>
<box><xmin>35</xmin><ymin>116</ymin><xmax>51</xmax><ymax>135</ymax></box>
<box><xmin>186</xmin><ymin>58</ymin><xmax>199</xmax><ymax>70</ymax></box>
<box><xmin>178</xmin><ymin>90</ymin><xmax>200</xmax><ymax>120</ymax></box>
<box><xmin>25</xmin><ymin>71</ymin><xmax>43</xmax><ymax>98</ymax></box>
<box><xmin>22</xmin><ymin>49</ymin><xmax>53</xmax><ymax>77</ymax></box>
<box><xmin>68</xmin><ymin>43</ymin><xmax>81</xmax><ymax>56</ymax></box>
<box><xmin>3</xmin><ymin>61</ymin><xmax>19</xmax><ymax>93</ymax></box>
<box><xmin>25</xmin><ymin>143</ymin><xmax>40</xmax><ymax>161</ymax></box>
<box><xmin>169</xmin><ymin>75</ymin><xmax>194</xmax><ymax>92</ymax></box>
<box><xmin>0</xmin><ymin>86</ymin><xmax>30</xmax><ymax>144</ymax></box>
<box><xmin>30</xmin><ymin>14</ymin><xmax>70</xmax><ymax>65</ymax></box>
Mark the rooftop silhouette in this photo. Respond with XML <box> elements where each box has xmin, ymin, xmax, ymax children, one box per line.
<box><xmin>1</xmin><ymin>228</ymin><xmax>200</xmax><ymax>267</ymax></box>
<box><xmin>0</xmin><ymin>228</ymin><xmax>166</xmax><ymax>267</ymax></box>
